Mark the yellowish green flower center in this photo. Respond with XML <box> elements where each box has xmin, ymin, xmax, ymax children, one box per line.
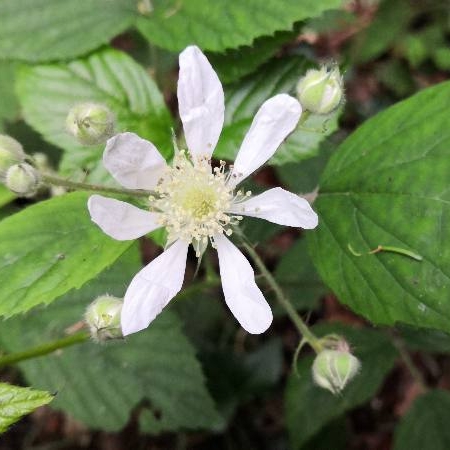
<box><xmin>153</xmin><ymin>151</ymin><xmax>247</xmax><ymax>256</ymax></box>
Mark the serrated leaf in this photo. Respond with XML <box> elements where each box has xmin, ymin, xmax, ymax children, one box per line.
<box><xmin>285</xmin><ymin>324</ymin><xmax>397</xmax><ymax>449</ymax></box>
<box><xmin>0</xmin><ymin>0</ymin><xmax>137</xmax><ymax>62</ymax></box>
<box><xmin>393</xmin><ymin>390</ymin><xmax>450</xmax><ymax>450</ymax></box>
<box><xmin>0</xmin><ymin>192</ymin><xmax>132</xmax><ymax>316</ymax></box>
<box><xmin>16</xmin><ymin>48</ymin><xmax>173</xmax><ymax>181</ymax></box>
<box><xmin>206</xmin><ymin>28</ymin><xmax>297</xmax><ymax>84</ymax></box>
<box><xmin>0</xmin><ymin>383</ymin><xmax>53</xmax><ymax>434</ymax></box>
<box><xmin>0</xmin><ymin>248</ymin><xmax>222</xmax><ymax>433</ymax></box>
<box><xmin>136</xmin><ymin>0</ymin><xmax>344</xmax><ymax>53</ymax></box>
<box><xmin>308</xmin><ymin>81</ymin><xmax>450</xmax><ymax>332</ymax></box>
<box><xmin>214</xmin><ymin>56</ymin><xmax>339</xmax><ymax>165</ymax></box>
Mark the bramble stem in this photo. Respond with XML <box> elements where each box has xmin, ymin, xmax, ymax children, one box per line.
<box><xmin>41</xmin><ymin>173</ymin><xmax>154</xmax><ymax>198</ymax></box>
<box><xmin>241</xmin><ymin>240</ymin><xmax>322</xmax><ymax>353</ymax></box>
<box><xmin>0</xmin><ymin>331</ymin><xmax>90</xmax><ymax>368</ymax></box>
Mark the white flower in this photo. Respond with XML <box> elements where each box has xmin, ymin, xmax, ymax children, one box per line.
<box><xmin>88</xmin><ymin>46</ymin><xmax>318</xmax><ymax>337</ymax></box>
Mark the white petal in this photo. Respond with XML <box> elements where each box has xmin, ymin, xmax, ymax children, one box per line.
<box><xmin>121</xmin><ymin>240</ymin><xmax>189</xmax><ymax>336</ymax></box>
<box><xmin>230</xmin><ymin>187</ymin><xmax>318</xmax><ymax>229</ymax></box>
<box><xmin>103</xmin><ymin>132</ymin><xmax>167</xmax><ymax>190</ymax></box>
<box><xmin>88</xmin><ymin>194</ymin><xmax>161</xmax><ymax>240</ymax></box>
<box><xmin>178</xmin><ymin>45</ymin><xmax>224</xmax><ymax>159</ymax></box>
<box><xmin>215</xmin><ymin>234</ymin><xmax>272</xmax><ymax>334</ymax></box>
<box><xmin>230</xmin><ymin>94</ymin><xmax>301</xmax><ymax>187</ymax></box>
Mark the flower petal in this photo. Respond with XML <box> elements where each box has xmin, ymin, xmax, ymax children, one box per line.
<box><xmin>121</xmin><ymin>239</ymin><xmax>189</xmax><ymax>336</ymax></box>
<box><xmin>230</xmin><ymin>94</ymin><xmax>301</xmax><ymax>187</ymax></box>
<box><xmin>230</xmin><ymin>187</ymin><xmax>318</xmax><ymax>229</ymax></box>
<box><xmin>178</xmin><ymin>45</ymin><xmax>224</xmax><ymax>159</ymax></box>
<box><xmin>88</xmin><ymin>194</ymin><xmax>161</xmax><ymax>240</ymax></box>
<box><xmin>103</xmin><ymin>132</ymin><xmax>167</xmax><ymax>190</ymax></box>
<box><xmin>215</xmin><ymin>234</ymin><xmax>272</xmax><ymax>334</ymax></box>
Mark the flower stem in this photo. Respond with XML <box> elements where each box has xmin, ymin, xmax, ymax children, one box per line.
<box><xmin>0</xmin><ymin>331</ymin><xmax>90</xmax><ymax>368</ymax></box>
<box><xmin>241</xmin><ymin>240</ymin><xmax>322</xmax><ymax>353</ymax></box>
<box><xmin>41</xmin><ymin>173</ymin><xmax>154</xmax><ymax>198</ymax></box>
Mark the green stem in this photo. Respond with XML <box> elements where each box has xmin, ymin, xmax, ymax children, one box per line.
<box><xmin>241</xmin><ymin>240</ymin><xmax>322</xmax><ymax>353</ymax></box>
<box><xmin>41</xmin><ymin>173</ymin><xmax>154</xmax><ymax>198</ymax></box>
<box><xmin>0</xmin><ymin>331</ymin><xmax>90</xmax><ymax>368</ymax></box>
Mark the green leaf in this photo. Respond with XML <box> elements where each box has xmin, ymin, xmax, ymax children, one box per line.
<box><xmin>0</xmin><ymin>0</ymin><xmax>137</xmax><ymax>62</ymax></box>
<box><xmin>0</xmin><ymin>61</ymin><xmax>19</xmax><ymax>130</ymax></box>
<box><xmin>275</xmin><ymin>138</ymin><xmax>335</xmax><ymax>193</ymax></box>
<box><xmin>0</xmin><ymin>383</ymin><xmax>53</xmax><ymax>434</ymax></box>
<box><xmin>0</xmin><ymin>248</ymin><xmax>222</xmax><ymax>433</ymax></box>
<box><xmin>393</xmin><ymin>390</ymin><xmax>450</xmax><ymax>450</ymax></box>
<box><xmin>285</xmin><ymin>323</ymin><xmax>397</xmax><ymax>449</ymax></box>
<box><xmin>16</xmin><ymin>48</ymin><xmax>173</xmax><ymax>181</ymax></box>
<box><xmin>0</xmin><ymin>185</ymin><xmax>15</xmax><ymax>209</ymax></box>
<box><xmin>398</xmin><ymin>325</ymin><xmax>450</xmax><ymax>354</ymax></box>
<box><xmin>214</xmin><ymin>56</ymin><xmax>339</xmax><ymax>165</ymax></box>
<box><xmin>0</xmin><ymin>192</ymin><xmax>132</xmax><ymax>317</ymax></box>
<box><xmin>136</xmin><ymin>0</ymin><xmax>344</xmax><ymax>53</ymax></box>
<box><xmin>308</xmin><ymin>81</ymin><xmax>450</xmax><ymax>332</ymax></box>
<box><xmin>206</xmin><ymin>28</ymin><xmax>298</xmax><ymax>84</ymax></box>
<box><xmin>275</xmin><ymin>238</ymin><xmax>327</xmax><ymax>311</ymax></box>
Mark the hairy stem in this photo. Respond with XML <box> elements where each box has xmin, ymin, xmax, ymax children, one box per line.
<box><xmin>241</xmin><ymin>240</ymin><xmax>322</xmax><ymax>353</ymax></box>
<box><xmin>0</xmin><ymin>331</ymin><xmax>90</xmax><ymax>368</ymax></box>
<box><xmin>41</xmin><ymin>173</ymin><xmax>154</xmax><ymax>198</ymax></box>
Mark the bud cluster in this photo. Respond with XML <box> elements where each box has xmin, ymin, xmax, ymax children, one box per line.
<box><xmin>0</xmin><ymin>134</ymin><xmax>40</xmax><ymax>197</ymax></box>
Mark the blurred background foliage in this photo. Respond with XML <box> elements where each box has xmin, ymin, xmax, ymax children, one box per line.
<box><xmin>1</xmin><ymin>0</ymin><xmax>450</xmax><ymax>449</ymax></box>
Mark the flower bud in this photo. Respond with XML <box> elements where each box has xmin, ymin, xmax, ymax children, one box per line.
<box><xmin>312</xmin><ymin>347</ymin><xmax>361</xmax><ymax>394</ymax></box>
<box><xmin>5</xmin><ymin>163</ymin><xmax>40</xmax><ymax>197</ymax></box>
<box><xmin>296</xmin><ymin>65</ymin><xmax>344</xmax><ymax>115</ymax></box>
<box><xmin>85</xmin><ymin>295</ymin><xmax>123</xmax><ymax>342</ymax></box>
<box><xmin>66</xmin><ymin>102</ymin><xmax>115</xmax><ymax>146</ymax></box>
<box><xmin>0</xmin><ymin>135</ymin><xmax>26</xmax><ymax>180</ymax></box>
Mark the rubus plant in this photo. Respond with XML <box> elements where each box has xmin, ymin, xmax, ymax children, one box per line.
<box><xmin>0</xmin><ymin>0</ymin><xmax>449</xmax><ymax>449</ymax></box>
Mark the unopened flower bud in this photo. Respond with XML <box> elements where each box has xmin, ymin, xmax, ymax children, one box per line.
<box><xmin>0</xmin><ymin>135</ymin><xmax>26</xmax><ymax>180</ymax></box>
<box><xmin>5</xmin><ymin>163</ymin><xmax>40</xmax><ymax>197</ymax></box>
<box><xmin>296</xmin><ymin>65</ymin><xmax>344</xmax><ymax>115</ymax></box>
<box><xmin>312</xmin><ymin>340</ymin><xmax>360</xmax><ymax>394</ymax></box>
<box><xmin>66</xmin><ymin>102</ymin><xmax>115</xmax><ymax>146</ymax></box>
<box><xmin>85</xmin><ymin>295</ymin><xmax>123</xmax><ymax>342</ymax></box>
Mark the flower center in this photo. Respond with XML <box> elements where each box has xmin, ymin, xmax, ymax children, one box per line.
<box><xmin>152</xmin><ymin>151</ymin><xmax>246</xmax><ymax>256</ymax></box>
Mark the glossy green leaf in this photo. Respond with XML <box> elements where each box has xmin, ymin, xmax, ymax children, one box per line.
<box><xmin>308</xmin><ymin>81</ymin><xmax>450</xmax><ymax>332</ymax></box>
<box><xmin>285</xmin><ymin>324</ymin><xmax>397</xmax><ymax>449</ymax></box>
<box><xmin>214</xmin><ymin>56</ymin><xmax>339</xmax><ymax>165</ymax></box>
<box><xmin>0</xmin><ymin>0</ymin><xmax>136</xmax><ymax>61</ymax></box>
<box><xmin>0</xmin><ymin>383</ymin><xmax>53</xmax><ymax>434</ymax></box>
<box><xmin>0</xmin><ymin>192</ymin><xmax>132</xmax><ymax>316</ymax></box>
<box><xmin>137</xmin><ymin>0</ymin><xmax>344</xmax><ymax>53</ymax></box>
<box><xmin>16</xmin><ymin>48</ymin><xmax>173</xmax><ymax>181</ymax></box>
<box><xmin>393</xmin><ymin>390</ymin><xmax>450</xmax><ymax>450</ymax></box>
